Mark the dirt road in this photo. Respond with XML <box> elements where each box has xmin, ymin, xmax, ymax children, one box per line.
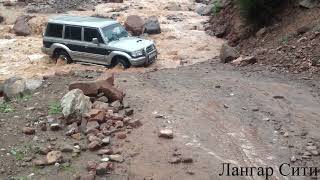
<box><xmin>115</xmin><ymin>60</ymin><xmax>320</xmax><ymax>180</ymax></box>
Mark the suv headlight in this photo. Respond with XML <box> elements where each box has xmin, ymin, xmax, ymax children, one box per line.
<box><xmin>131</xmin><ymin>50</ymin><xmax>144</xmax><ymax>58</ymax></box>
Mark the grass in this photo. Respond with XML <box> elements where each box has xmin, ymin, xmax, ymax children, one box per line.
<box><xmin>0</xmin><ymin>102</ymin><xmax>14</xmax><ymax>113</ymax></box>
<box><xmin>11</xmin><ymin>177</ymin><xmax>28</xmax><ymax>180</ymax></box>
<box><xmin>10</xmin><ymin>146</ymin><xmax>29</xmax><ymax>161</ymax></box>
<box><xmin>48</xmin><ymin>101</ymin><xmax>62</xmax><ymax>115</ymax></box>
<box><xmin>211</xmin><ymin>0</ymin><xmax>222</xmax><ymax>15</ymax></box>
<box><xmin>60</xmin><ymin>164</ymin><xmax>75</xmax><ymax>173</ymax></box>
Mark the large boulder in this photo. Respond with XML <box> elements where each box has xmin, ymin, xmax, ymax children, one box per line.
<box><xmin>61</xmin><ymin>89</ymin><xmax>92</xmax><ymax>118</ymax></box>
<box><xmin>99</xmin><ymin>83</ymin><xmax>124</xmax><ymax>102</ymax></box>
<box><xmin>124</xmin><ymin>15</ymin><xmax>145</xmax><ymax>36</ymax></box>
<box><xmin>13</xmin><ymin>15</ymin><xmax>33</xmax><ymax>36</ymax></box>
<box><xmin>3</xmin><ymin>77</ymin><xmax>27</xmax><ymax>100</ymax></box>
<box><xmin>219</xmin><ymin>43</ymin><xmax>240</xmax><ymax>63</ymax></box>
<box><xmin>144</xmin><ymin>16</ymin><xmax>161</xmax><ymax>34</ymax></box>
<box><xmin>25</xmin><ymin>77</ymin><xmax>43</xmax><ymax>91</ymax></box>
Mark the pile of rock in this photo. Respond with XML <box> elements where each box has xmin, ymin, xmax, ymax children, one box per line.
<box><xmin>21</xmin><ymin>73</ymin><xmax>142</xmax><ymax>178</ymax></box>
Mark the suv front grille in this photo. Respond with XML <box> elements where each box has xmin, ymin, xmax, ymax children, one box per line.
<box><xmin>146</xmin><ymin>45</ymin><xmax>154</xmax><ymax>54</ymax></box>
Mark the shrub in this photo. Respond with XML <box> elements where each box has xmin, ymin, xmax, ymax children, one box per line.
<box><xmin>236</xmin><ymin>0</ymin><xmax>284</xmax><ymax>27</ymax></box>
<box><xmin>212</xmin><ymin>0</ymin><xmax>223</xmax><ymax>15</ymax></box>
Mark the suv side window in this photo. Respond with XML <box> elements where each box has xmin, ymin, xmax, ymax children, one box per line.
<box><xmin>45</xmin><ymin>23</ymin><xmax>63</xmax><ymax>38</ymax></box>
<box><xmin>65</xmin><ymin>25</ymin><xmax>82</xmax><ymax>41</ymax></box>
<box><xmin>84</xmin><ymin>28</ymin><xmax>104</xmax><ymax>43</ymax></box>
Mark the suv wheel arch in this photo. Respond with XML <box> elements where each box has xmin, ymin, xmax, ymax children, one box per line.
<box><xmin>111</xmin><ymin>56</ymin><xmax>131</xmax><ymax>69</ymax></box>
<box><xmin>53</xmin><ymin>48</ymin><xmax>73</xmax><ymax>64</ymax></box>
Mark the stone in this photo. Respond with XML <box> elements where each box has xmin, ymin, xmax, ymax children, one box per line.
<box><xmin>128</xmin><ymin>119</ymin><xmax>142</xmax><ymax>128</ymax></box>
<box><xmin>306</xmin><ymin>146</ymin><xmax>317</xmax><ymax>151</ymax></box>
<box><xmin>46</xmin><ymin>151</ymin><xmax>63</xmax><ymax>164</ymax></box>
<box><xmin>109</xmin><ymin>154</ymin><xmax>124</xmax><ymax>163</ymax></box>
<box><xmin>3</xmin><ymin>77</ymin><xmax>27</xmax><ymax>100</ymax></box>
<box><xmin>219</xmin><ymin>43</ymin><xmax>240</xmax><ymax>63</ymax></box>
<box><xmin>231</xmin><ymin>56</ymin><xmax>257</xmax><ymax>66</ymax></box>
<box><xmin>92</xmin><ymin>101</ymin><xmax>111</xmax><ymax>111</ymax></box>
<box><xmin>88</xmin><ymin>135</ymin><xmax>101</xmax><ymax>142</ymax></box>
<box><xmin>311</xmin><ymin>150</ymin><xmax>319</xmax><ymax>156</ymax></box>
<box><xmin>61</xmin><ymin>144</ymin><xmax>74</xmax><ymax>153</ymax></box>
<box><xmin>124</xmin><ymin>108</ymin><xmax>134</xmax><ymax>116</ymax></box>
<box><xmin>96</xmin><ymin>162</ymin><xmax>111</xmax><ymax>175</ymax></box>
<box><xmin>61</xmin><ymin>89</ymin><xmax>92</xmax><ymax>118</ymax></box>
<box><xmin>99</xmin><ymin>83</ymin><xmax>124</xmax><ymax>102</ymax></box>
<box><xmin>116</xmin><ymin>132</ymin><xmax>127</xmax><ymax>139</ymax></box>
<box><xmin>195</xmin><ymin>4</ymin><xmax>212</xmax><ymax>16</ymax></box>
<box><xmin>86</xmin><ymin>121</ymin><xmax>100</xmax><ymax>133</ymax></box>
<box><xmin>65</xmin><ymin>123</ymin><xmax>79</xmax><ymax>136</ymax></box>
<box><xmin>39</xmin><ymin>147</ymin><xmax>50</xmax><ymax>155</ymax></box>
<box><xmin>33</xmin><ymin>159</ymin><xmax>47</xmax><ymax>166</ymax></box>
<box><xmin>71</xmin><ymin>133</ymin><xmax>82</xmax><ymax>140</ymax></box>
<box><xmin>0</xmin><ymin>14</ymin><xmax>4</xmax><ymax>24</ymax></box>
<box><xmin>97</xmin><ymin>148</ymin><xmax>113</xmax><ymax>155</ymax></box>
<box><xmin>88</xmin><ymin>109</ymin><xmax>106</xmax><ymax>123</ymax></box>
<box><xmin>69</xmin><ymin>81</ymin><xmax>99</xmax><ymax>96</ymax></box>
<box><xmin>13</xmin><ymin>15</ymin><xmax>33</xmax><ymax>36</ymax></box>
<box><xmin>256</xmin><ymin>27</ymin><xmax>267</xmax><ymax>37</ymax></box>
<box><xmin>101</xmin><ymin>157</ymin><xmax>110</xmax><ymax>162</ymax></box>
<box><xmin>169</xmin><ymin>157</ymin><xmax>181</xmax><ymax>164</ymax></box>
<box><xmin>124</xmin><ymin>15</ymin><xmax>145</xmax><ymax>36</ymax></box>
<box><xmin>96</xmin><ymin>73</ymin><xmax>115</xmax><ymax>86</ymax></box>
<box><xmin>87</xmin><ymin>141</ymin><xmax>101</xmax><ymax>151</ymax></box>
<box><xmin>96</xmin><ymin>96</ymin><xmax>108</xmax><ymax>103</ymax></box>
<box><xmin>25</xmin><ymin>78</ymin><xmax>43</xmax><ymax>91</ymax></box>
<box><xmin>115</xmin><ymin>121</ymin><xmax>124</xmax><ymax>129</ymax></box>
<box><xmin>102</xmin><ymin>136</ymin><xmax>111</xmax><ymax>145</ymax></box>
<box><xmin>144</xmin><ymin>16</ymin><xmax>161</xmax><ymax>34</ymax></box>
<box><xmin>111</xmin><ymin>100</ymin><xmax>122</xmax><ymax>110</ymax></box>
<box><xmin>159</xmin><ymin>129</ymin><xmax>173</xmax><ymax>139</ymax></box>
<box><xmin>22</xmin><ymin>127</ymin><xmax>35</xmax><ymax>135</ymax></box>
<box><xmin>50</xmin><ymin>123</ymin><xmax>61</xmax><ymax>131</ymax></box>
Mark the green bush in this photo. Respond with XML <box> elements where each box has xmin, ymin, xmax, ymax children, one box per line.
<box><xmin>236</xmin><ymin>0</ymin><xmax>284</xmax><ymax>26</ymax></box>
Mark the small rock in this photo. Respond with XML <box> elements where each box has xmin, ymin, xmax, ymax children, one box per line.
<box><xmin>306</xmin><ymin>146</ymin><xmax>317</xmax><ymax>151</ymax></box>
<box><xmin>290</xmin><ymin>156</ymin><xmax>296</xmax><ymax>162</ymax></box>
<box><xmin>50</xmin><ymin>123</ymin><xmax>61</xmax><ymax>131</ymax></box>
<box><xmin>97</xmin><ymin>148</ymin><xmax>113</xmax><ymax>155</ymax></box>
<box><xmin>111</xmin><ymin>100</ymin><xmax>122</xmax><ymax>111</ymax></box>
<box><xmin>273</xmin><ymin>95</ymin><xmax>285</xmax><ymax>99</ymax></box>
<box><xmin>168</xmin><ymin>157</ymin><xmax>181</xmax><ymax>164</ymax></box>
<box><xmin>61</xmin><ymin>144</ymin><xmax>74</xmax><ymax>153</ymax></box>
<box><xmin>116</xmin><ymin>132</ymin><xmax>127</xmax><ymax>139</ymax></box>
<box><xmin>124</xmin><ymin>108</ymin><xmax>134</xmax><ymax>116</ymax></box>
<box><xmin>109</xmin><ymin>154</ymin><xmax>124</xmax><ymax>163</ymax></box>
<box><xmin>86</xmin><ymin>121</ymin><xmax>99</xmax><ymax>133</ymax></box>
<box><xmin>22</xmin><ymin>127</ymin><xmax>35</xmax><ymax>135</ymax></box>
<box><xmin>220</xmin><ymin>43</ymin><xmax>239</xmax><ymax>63</ymax></box>
<box><xmin>311</xmin><ymin>150</ymin><xmax>319</xmax><ymax>156</ymax></box>
<box><xmin>46</xmin><ymin>151</ymin><xmax>63</xmax><ymax>164</ymax></box>
<box><xmin>128</xmin><ymin>119</ymin><xmax>142</xmax><ymax>128</ymax></box>
<box><xmin>101</xmin><ymin>157</ymin><xmax>110</xmax><ymax>162</ymax></box>
<box><xmin>86</xmin><ymin>161</ymin><xmax>98</xmax><ymax>172</ymax></box>
<box><xmin>115</xmin><ymin>121</ymin><xmax>124</xmax><ymax>129</ymax></box>
<box><xmin>96</xmin><ymin>162</ymin><xmax>111</xmax><ymax>175</ymax></box>
<box><xmin>102</xmin><ymin>136</ymin><xmax>111</xmax><ymax>145</ymax></box>
<box><xmin>71</xmin><ymin>133</ymin><xmax>82</xmax><ymax>141</ymax></box>
<box><xmin>96</xmin><ymin>96</ymin><xmax>108</xmax><ymax>103</ymax></box>
<box><xmin>87</xmin><ymin>141</ymin><xmax>101</xmax><ymax>151</ymax></box>
<box><xmin>159</xmin><ymin>129</ymin><xmax>173</xmax><ymax>139</ymax></box>
<box><xmin>33</xmin><ymin>159</ymin><xmax>47</xmax><ymax>166</ymax></box>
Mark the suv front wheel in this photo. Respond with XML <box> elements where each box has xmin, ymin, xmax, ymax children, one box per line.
<box><xmin>112</xmin><ymin>57</ymin><xmax>131</xmax><ymax>69</ymax></box>
<box><xmin>54</xmin><ymin>49</ymin><xmax>73</xmax><ymax>64</ymax></box>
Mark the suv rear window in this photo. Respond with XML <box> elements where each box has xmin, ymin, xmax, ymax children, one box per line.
<box><xmin>65</xmin><ymin>26</ymin><xmax>82</xmax><ymax>41</ymax></box>
<box><xmin>84</xmin><ymin>28</ymin><xmax>104</xmax><ymax>43</ymax></box>
<box><xmin>45</xmin><ymin>23</ymin><xmax>63</xmax><ymax>38</ymax></box>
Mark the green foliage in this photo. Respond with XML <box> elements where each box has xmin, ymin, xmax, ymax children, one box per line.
<box><xmin>280</xmin><ymin>35</ymin><xmax>289</xmax><ymax>44</ymax></box>
<box><xmin>11</xmin><ymin>177</ymin><xmax>28</xmax><ymax>180</ymax></box>
<box><xmin>235</xmin><ymin>0</ymin><xmax>283</xmax><ymax>26</ymax></box>
<box><xmin>14</xmin><ymin>93</ymin><xmax>32</xmax><ymax>102</ymax></box>
<box><xmin>212</xmin><ymin>0</ymin><xmax>223</xmax><ymax>15</ymax></box>
<box><xmin>10</xmin><ymin>146</ymin><xmax>30</xmax><ymax>161</ymax></box>
<box><xmin>48</xmin><ymin>101</ymin><xmax>62</xmax><ymax>115</ymax></box>
<box><xmin>0</xmin><ymin>102</ymin><xmax>14</xmax><ymax>113</ymax></box>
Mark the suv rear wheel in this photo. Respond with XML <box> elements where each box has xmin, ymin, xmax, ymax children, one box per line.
<box><xmin>54</xmin><ymin>49</ymin><xmax>73</xmax><ymax>64</ymax></box>
<box><xmin>112</xmin><ymin>57</ymin><xmax>131</xmax><ymax>69</ymax></box>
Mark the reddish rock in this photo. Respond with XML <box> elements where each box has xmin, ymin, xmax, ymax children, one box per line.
<box><xmin>71</xmin><ymin>133</ymin><xmax>82</xmax><ymax>141</ymax></box>
<box><xmin>13</xmin><ymin>15</ymin><xmax>32</xmax><ymax>36</ymax></box>
<box><xmin>88</xmin><ymin>109</ymin><xmax>106</xmax><ymax>123</ymax></box>
<box><xmin>99</xmin><ymin>83</ymin><xmax>124</xmax><ymax>102</ymax></box>
<box><xmin>22</xmin><ymin>127</ymin><xmax>35</xmax><ymax>135</ymax></box>
<box><xmin>88</xmin><ymin>135</ymin><xmax>101</xmax><ymax>142</ymax></box>
<box><xmin>33</xmin><ymin>159</ymin><xmax>47</xmax><ymax>166</ymax></box>
<box><xmin>46</xmin><ymin>151</ymin><xmax>63</xmax><ymax>164</ymax></box>
<box><xmin>96</xmin><ymin>73</ymin><xmax>114</xmax><ymax>86</ymax></box>
<box><xmin>124</xmin><ymin>15</ymin><xmax>145</xmax><ymax>36</ymax></box>
<box><xmin>69</xmin><ymin>81</ymin><xmax>99</xmax><ymax>96</ymax></box>
<box><xmin>116</xmin><ymin>132</ymin><xmax>127</xmax><ymax>139</ymax></box>
<box><xmin>87</xmin><ymin>141</ymin><xmax>101</xmax><ymax>151</ymax></box>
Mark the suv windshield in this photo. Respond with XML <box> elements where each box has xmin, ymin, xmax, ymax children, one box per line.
<box><xmin>102</xmin><ymin>23</ymin><xmax>128</xmax><ymax>42</ymax></box>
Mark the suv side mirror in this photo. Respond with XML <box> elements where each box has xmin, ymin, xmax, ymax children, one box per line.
<box><xmin>92</xmin><ymin>38</ymin><xmax>99</xmax><ymax>45</ymax></box>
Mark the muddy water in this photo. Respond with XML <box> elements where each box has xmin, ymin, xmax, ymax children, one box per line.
<box><xmin>0</xmin><ymin>0</ymin><xmax>223</xmax><ymax>81</ymax></box>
